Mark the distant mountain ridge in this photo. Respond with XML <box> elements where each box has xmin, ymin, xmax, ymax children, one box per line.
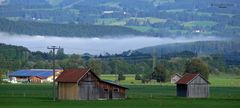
<box><xmin>0</xmin><ymin>18</ymin><xmax>143</xmax><ymax>37</ymax></box>
<box><xmin>137</xmin><ymin>40</ymin><xmax>240</xmax><ymax>56</ymax></box>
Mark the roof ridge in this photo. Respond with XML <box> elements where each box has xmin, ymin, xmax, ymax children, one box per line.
<box><xmin>186</xmin><ymin>73</ymin><xmax>199</xmax><ymax>84</ymax></box>
<box><xmin>77</xmin><ymin>68</ymin><xmax>91</xmax><ymax>83</ymax></box>
<box><xmin>56</xmin><ymin>68</ymin><xmax>91</xmax><ymax>82</ymax></box>
<box><xmin>176</xmin><ymin>73</ymin><xmax>199</xmax><ymax>84</ymax></box>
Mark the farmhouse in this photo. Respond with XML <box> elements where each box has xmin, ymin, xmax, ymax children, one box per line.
<box><xmin>171</xmin><ymin>73</ymin><xmax>182</xmax><ymax>83</ymax></box>
<box><xmin>56</xmin><ymin>68</ymin><xmax>128</xmax><ymax>100</ymax></box>
<box><xmin>176</xmin><ymin>73</ymin><xmax>210</xmax><ymax>98</ymax></box>
<box><xmin>9</xmin><ymin>69</ymin><xmax>63</xmax><ymax>83</ymax></box>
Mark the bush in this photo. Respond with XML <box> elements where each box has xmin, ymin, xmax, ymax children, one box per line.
<box><xmin>135</xmin><ymin>73</ymin><xmax>142</xmax><ymax>80</ymax></box>
<box><xmin>118</xmin><ymin>73</ymin><xmax>126</xmax><ymax>80</ymax></box>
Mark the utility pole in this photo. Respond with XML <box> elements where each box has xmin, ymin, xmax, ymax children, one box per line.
<box><xmin>47</xmin><ymin>46</ymin><xmax>60</xmax><ymax>101</ymax></box>
<box><xmin>115</xmin><ymin>61</ymin><xmax>118</xmax><ymax>84</ymax></box>
<box><xmin>152</xmin><ymin>48</ymin><xmax>156</xmax><ymax>73</ymax></box>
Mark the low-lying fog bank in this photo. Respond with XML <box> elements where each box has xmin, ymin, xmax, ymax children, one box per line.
<box><xmin>0</xmin><ymin>32</ymin><xmax>225</xmax><ymax>54</ymax></box>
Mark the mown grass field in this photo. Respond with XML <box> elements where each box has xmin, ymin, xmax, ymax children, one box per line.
<box><xmin>0</xmin><ymin>74</ymin><xmax>240</xmax><ymax>108</ymax></box>
<box><xmin>101</xmin><ymin>74</ymin><xmax>240</xmax><ymax>87</ymax></box>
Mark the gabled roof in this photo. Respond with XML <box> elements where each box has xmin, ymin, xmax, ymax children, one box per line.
<box><xmin>176</xmin><ymin>73</ymin><xmax>210</xmax><ymax>84</ymax></box>
<box><xmin>56</xmin><ymin>68</ymin><xmax>97</xmax><ymax>83</ymax></box>
<box><xmin>56</xmin><ymin>68</ymin><xmax>128</xmax><ymax>89</ymax></box>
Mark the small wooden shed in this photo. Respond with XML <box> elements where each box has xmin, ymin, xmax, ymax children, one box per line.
<box><xmin>56</xmin><ymin>68</ymin><xmax>128</xmax><ymax>100</ymax></box>
<box><xmin>176</xmin><ymin>73</ymin><xmax>210</xmax><ymax>98</ymax></box>
<box><xmin>170</xmin><ymin>73</ymin><xmax>182</xmax><ymax>83</ymax></box>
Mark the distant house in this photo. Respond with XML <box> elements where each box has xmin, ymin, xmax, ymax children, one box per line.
<box><xmin>171</xmin><ymin>73</ymin><xmax>182</xmax><ymax>83</ymax></box>
<box><xmin>56</xmin><ymin>68</ymin><xmax>128</xmax><ymax>100</ymax></box>
<box><xmin>29</xmin><ymin>76</ymin><xmax>44</xmax><ymax>83</ymax></box>
<box><xmin>176</xmin><ymin>73</ymin><xmax>210</xmax><ymax>98</ymax></box>
<box><xmin>9</xmin><ymin>69</ymin><xmax>63</xmax><ymax>83</ymax></box>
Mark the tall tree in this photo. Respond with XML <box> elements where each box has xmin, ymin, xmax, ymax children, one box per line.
<box><xmin>56</xmin><ymin>48</ymin><xmax>67</xmax><ymax>60</ymax></box>
<box><xmin>152</xmin><ymin>64</ymin><xmax>168</xmax><ymax>82</ymax></box>
<box><xmin>185</xmin><ymin>58</ymin><xmax>209</xmax><ymax>79</ymax></box>
<box><xmin>88</xmin><ymin>59</ymin><xmax>103</xmax><ymax>76</ymax></box>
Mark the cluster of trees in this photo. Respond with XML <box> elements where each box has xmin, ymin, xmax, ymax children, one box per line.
<box><xmin>135</xmin><ymin>58</ymin><xmax>210</xmax><ymax>83</ymax></box>
<box><xmin>1</xmin><ymin>43</ymin><xmax>240</xmax><ymax>82</ymax></box>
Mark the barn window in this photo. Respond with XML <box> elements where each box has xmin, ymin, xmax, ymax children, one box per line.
<box><xmin>104</xmin><ymin>89</ymin><xmax>108</xmax><ymax>92</ymax></box>
<box><xmin>113</xmin><ymin>88</ymin><xmax>119</xmax><ymax>92</ymax></box>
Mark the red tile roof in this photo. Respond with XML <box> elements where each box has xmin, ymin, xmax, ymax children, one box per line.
<box><xmin>56</xmin><ymin>68</ymin><xmax>91</xmax><ymax>83</ymax></box>
<box><xmin>176</xmin><ymin>73</ymin><xmax>199</xmax><ymax>84</ymax></box>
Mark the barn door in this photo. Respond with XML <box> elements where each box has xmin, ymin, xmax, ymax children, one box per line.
<box><xmin>109</xmin><ymin>90</ymin><xmax>113</xmax><ymax>99</ymax></box>
<box><xmin>80</xmin><ymin>83</ymin><xmax>88</xmax><ymax>100</ymax></box>
<box><xmin>79</xmin><ymin>72</ymin><xmax>99</xmax><ymax>100</ymax></box>
<box><xmin>79</xmin><ymin>82</ymin><xmax>97</xmax><ymax>100</ymax></box>
<box><xmin>88</xmin><ymin>82</ymin><xmax>97</xmax><ymax>100</ymax></box>
<box><xmin>177</xmin><ymin>84</ymin><xmax>187</xmax><ymax>97</ymax></box>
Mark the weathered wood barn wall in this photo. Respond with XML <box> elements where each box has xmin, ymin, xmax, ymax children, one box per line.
<box><xmin>56</xmin><ymin>68</ymin><xmax>128</xmax><ymax>100</ymax></box>
<box><xmin>58</xmin><ymin>82</ymin><xmax>79</xmax><ymax>100</ymax></box>
<box><xmin>176</xmin><ymin>73</ymin><xmax>210</xmax><ymax>98</ymax></box>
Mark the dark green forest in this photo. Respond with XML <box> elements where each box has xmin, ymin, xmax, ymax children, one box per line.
<box><xmin>0</xmin><ymin>18</ymin><xmax>142</xmax><ymax>37</ymax></box>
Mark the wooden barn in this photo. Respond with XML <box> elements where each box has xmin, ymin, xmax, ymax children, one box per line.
<box><xmin>170</xmin><ymin>73</ymin><xmax>182</xmax><ymax>83</ymax></box>
<box><xmin>56</xmin><ymin>68</ymin><xmax>128</xmax><ymax>100</ymax></box>
<box><xmin>176</xmin><ymin>73</ymin><xmax>210</xmax><ymax>98</ymax></box>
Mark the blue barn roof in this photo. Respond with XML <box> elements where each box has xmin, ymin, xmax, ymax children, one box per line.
<box><xmin>9</xmin><ymin>69</ymin><xmax>53</xmax><ymax>78</ymax></box>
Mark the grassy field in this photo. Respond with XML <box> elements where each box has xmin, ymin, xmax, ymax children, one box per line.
<box><xmin>95</xmin><ymin>17</ymin><xmax>166</xmax><ymax>26</ymax></box>
<box><xmin>182</xmin><ymin>21</ymin><xmax>217</xmax><ymax>28</ymax></box>
<box><xmin>0</xmin><ymin>74</ymin><xmax>240</xmax><ymax>108</ymax></box>
<box><xmin>101</xmin><ymin>74</ymin><xmax>240</xmax><ymax>87</ymax></box>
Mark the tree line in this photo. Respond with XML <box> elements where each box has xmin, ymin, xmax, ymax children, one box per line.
<box><xmin>1</xmin><ymin>43</ymin><xmax>240</xmax><ymax>83</ymax></box>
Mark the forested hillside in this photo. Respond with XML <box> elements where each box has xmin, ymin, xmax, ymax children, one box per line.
<box><xmin>137</xmin><ymin>40</ymin><xmax>240</xmax><ymax>65</ymax></box>
<box><xmin>0</xmin><ymin>18</ymin><xmax>143</xmax><ymax>37</ymax></box>
<box><xmin>0</xmin><ymin>0</ymin><xmax>239</xmax><ymax>37</ymax></box>
<box><xmin>137</xmin><ymin>40</ymin><xmax>240</xmax><ymax>55</ymax></box>
<box><xmin>0</xmin><ymin>43</ymin><xmax>30</xmax><ymax>72</ymax></box>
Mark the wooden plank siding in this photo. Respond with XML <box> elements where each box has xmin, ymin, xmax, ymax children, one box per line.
<box><xmin>188</xmin><ymin>84</ymin><xmax>209</xmax><ymax>98</ymax></box>
<box><xmin>56</xmin><ymin>69</ymin><xmax>128</xmax><ymax>100</ymax></box>
<box><xmin>97</xmin><ymin>82</ymin><xmax>126</xmax><ymax>99</ymax></box>
<box><xmin>187</xmin><ymin>76</ymin><xmax>209</xmax><ymax>98</ymax></box>
<box><xmin>78</xmin><ymin>72</ymin><xmax>99</xmax><ymax>100</ymax></box>
<box><xmin>176</xmin><ymin>73</ymin><xmax>210</xmax><ymax>98</ymax></box>
<box><xmin>58</xmin><ymin>82</ymin><xmax>79</xmax><ymax>100</ymax></box>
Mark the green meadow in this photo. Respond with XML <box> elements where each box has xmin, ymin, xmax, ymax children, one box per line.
<box><xmin>0</xmin><ymin>74</ymin><xmax>240</xmax><ymax>108</ymax></box>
